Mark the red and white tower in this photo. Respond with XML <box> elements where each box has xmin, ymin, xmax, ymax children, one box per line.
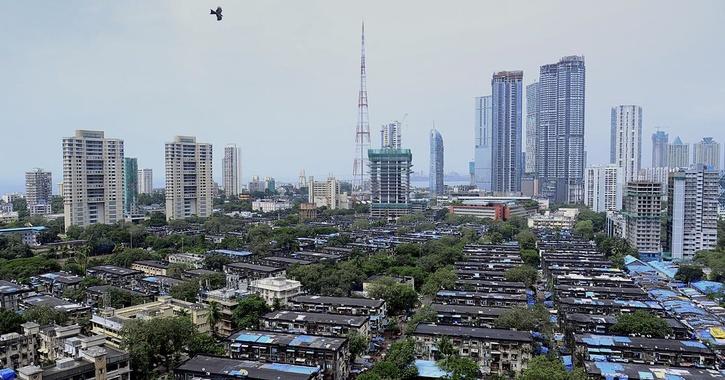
<box><xmin>353</xmin><ymin>22</ymin><xmax>370</xmax><ymax>191</ymax></box>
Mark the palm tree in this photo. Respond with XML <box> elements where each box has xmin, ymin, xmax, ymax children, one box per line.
<box><xmin>208</xmin><ymin>301</ymin><xmax>221</xmax><ymax>336</ymax></box>
<box><xmin>436</xmin><ymin>336</ymin><xmax>455</xmax><ymax>360</ymax></box>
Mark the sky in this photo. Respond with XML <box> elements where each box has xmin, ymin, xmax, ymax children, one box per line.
<box><xmin>1</xmin><ymin>1</ymin><xmax>724</xmax><ymax>193</ymax></box>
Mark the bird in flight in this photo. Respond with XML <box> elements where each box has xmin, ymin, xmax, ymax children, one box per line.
<box><xmin>210</xmin><ymin>6</ymin><xmax>222</xmax><ymax>21</ymax></box>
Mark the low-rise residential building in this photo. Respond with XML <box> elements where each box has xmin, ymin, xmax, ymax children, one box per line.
<box><xmin>527</xmin><ymin>209</ymin><xmax>579</xmax><ymax>230</ymax></box>
<box><xmin>248</xmin><ymin>277</ymin><xmax>302</xmax><ymax>306</ymax></box>
<box><xmin>224</xmin><ymin>262</ymin><xmax>285</xmax><ymax>291</ymax></box>
<box><xmin>87</xmin><ymin>265</ymin><xmax>143</xmax><ymax>288</ymax></box>
<box><xmin>130</xmin><ymin>260</ymin><xmax>169</xmax><ymax>276</ymax></box>
<box><xmin>413</xmin><ymin>324</ymin><xmax>534</xmax><ymax>376</ymax></box>
<box><xmin>430</xmin><ymin>304</ymin><xmax>509</xmax><ymax>328</ymax></box>
<box><xmin>261</xmin><ymin>310</ymin><xmax>370</xmax><ymax>338</ymax></box>
<box><xmin>584</xmin><ymin>361</ymin><xmax>722</xmax><ymax>380</ymax></box>
<box><xmin>435</xmin><ymin>290</ymin><xmax>527</xmax><ymax>308</ymax></box>
<box><xmin>167</xmin><ymin>253</ymin><xmax>205</xmax><ymax>269</ymax></box>
<box><xmin>17</xmin><ymin>345</ymin><xmax>131</xmax><ymax>380</ymax></box>
<box><xmin>36</xmin><ymin>272</ymin><xmax>83</xmax><ymax>298</ymax></box>
<box><xmin>0</xmin><ymin>280</ymin><xmax>32</xmax><ymax>311</ymax></box>
<box><xmin>0</xmin><ymin>226</ymin><xmax>48</xmax><ymax>246</ymax></box>
<box><xmin>85</xmin><ymin>285</ymin><xmax>153</xmax><ymax>307</ymax></box>
<box><xmin>554</xmin><ymin>285</ymin><xmax>647</xmax><ymax>300</ymax></box>
<box><xmin>562</xmin><ymin>313</ymin><xmax>690</xmax><ymax>340</ymax></box>
<box><xmin>200</xmin><ymin>288</ymin><xmax>242</xmax><ymax>338</ymax></box>
<box><xmin>558</xmin><ymin>298</ymin><xmax>665</xmax><ymax>317</ymax></box>
<box><xmin>137</xmin><ymin>275</ymin><xmax>185</xmax><ymax>295</ymax></box>
<box><xmin>252</xmin><ymin>199</ymin><xmax>292</xmax><ymax>213</ymax></box>
<box><xmin>175</xmin><ymin>355</ymin><xmax>322</xmax><ymax>380</ymax></box>
<box><xmin>288</xmin><ymin>295</ymin><xmax>387</xmax><ymax>332</ymax></box>
<box><xmin>227</xmin><ymin>330</ymin><xmax>349</xmax><ymax>380</ymax></box>
<box><xmin>90</xmin><ymin>296</ymin><xmax>210</xmax><ymax>347</ymax></box>
<box><xmin>574</xmin><ymin>334</ymin><xmax>716</xmax><ymax>369</ymax></box>
<box><xmin>453</xmin><ymin>279</ymin><xmax>527</xmax><ymax>294</ymax></box>
<box><xmin>20</xmin><ymin>295</ymin><xmax>91</xmax><ymax>325</ymax></box>
<box><xmin>0</xmin><ymin>322</ymin><xmax>40</xmax><ymax>370</ymax></box>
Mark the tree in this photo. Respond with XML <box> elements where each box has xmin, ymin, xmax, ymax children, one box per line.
<box><xmin>170</xmin><ymin>281</ymin><xmax>200</xmax><ymax>302</ymax></box>
<box><xmin>520</xmin><ymin>249</ymin><xmax>540</xmax><ymax>267</ymax></box>
<box><xmin>436</xmin><ymin>336</ymin><xmax>455</xmax><ymax>359</ymax></box>
<box><xmin>187</xmin><ymin>333</ymin><xmax>225</xmax><ymax>356</ymax></box>
<box><xmin>675</xmin><ymin>264</ymin><xmax>704</xmax><ymax>284</ymax></box>
<box><xmin>518</xmin><ymin>355</ymin><xmax>572</xmax><ymax>380</ymax></box>
<box><xmin>438</xmin><ymin>356</ymin><xmax>479</xmax><ymax>380</ymax></box>
<box><xmin>0</xmin><ymin>309</ymin><xmax>25</xmax><ymax>334</ymax></box>
<box><xmin>208</xmin><ymin>301</ymin><xmax>221</xmax><ymax>335</ymax></box>
<box><xmin>504</xmin><ymin>265</ymin><xmax>538</xmax><ymax>288</ymax></box>
<box><xmin>204</xmin><ymin>254</ymin><xmax>232</xmax><ymax>271</ymax></box>
<box><xmin>121</xmin><ymin>316</ymin><xmax>196</xmax><ymax>379</ymax></box>
<box><xmin>610</xmin><ymin>311</ymin><xmax>672</xmax><ymax>338</ymax></box>
<box><xmin>167</xmin><ymin>263</ymin><xmax>193</xmax><ymax>279</ymax></box>
<box><xmin>23</xmin><ymin>305</ymin><xmax>68</xmax><ymax>325</ymax></box>
<box><xmin>421</xmin><ymin>267</ymin><xmax>457</xmax><ymax>296</ymax></box>
<box><xmin>405</xmin><ymin>305</ymin><xmax>437</xmax><ymax>334</ymax></box>
<box><xmin>494</xmin><ymin>305</ymin><xmax>551</xmax><ymax>334</ymax></box>
<box><xmin>516</xmin><ymin>230</ymin><xmax>537</xmax><ymax>250</ymax></box>
<box><xmin>574</xmin><ymin>220</ymin><xmax>594</xmax><ymax>241</ymax></box>
<box><xmin>232</xmin><ymin>294</ymin><xmax>270</xmax><ymax>329</ymax></box>
<box><xmin>367</xmin><ymin>278</ymin><xmax>418</xmax><ymax>315</ymax></box>
<box><xmin>358</xmin><ymin>339</ymin><xmax>418</xmax><ymax>380</ymax></box>
<box><xmin>347</xmin><ymin>331</ymin><xmax>370</xmax><ymax>362</ymax></box>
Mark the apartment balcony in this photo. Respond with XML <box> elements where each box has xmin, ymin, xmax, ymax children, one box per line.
<box><xmin>87</xmin><ymin>196</ymin><xmax>105</xmax><ymax>202</ymax></box>
<box><xmin>86</xmin><ymin>183</ymin><xmax>105</xmax><ymax>189</ymax></box>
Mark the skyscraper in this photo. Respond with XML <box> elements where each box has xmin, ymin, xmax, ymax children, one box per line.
<box><xmin>380</xmin><ymin>121</ymin><xmax>401</xmax><ymax>149</ymax></box>
<box><xmin>429</xmin><ymin>129</ymin><xmax>444</xmax><ymax>195</ymax></box>
<box><xmin>584</xmin><ymin>164</ymin><xmax>623</xmax><ymax>212</ymax></box>
<box><xmin>137</xmin><ymin>169</ymin><xmax>153</xmax><ymax>194</ymax></box>
<box><xmin>63</xmin><ymin>130</ymin><xmax>124</xmax><ymax>229</ymax></box>
<box><xmin>369</xmin><ymin>148</ymin><xmax>412</xmax><ymax>218</ymax></box>
<box><xmin>491</xmin><ymin>71</ymin><xmax>523</xmax><ymax>193</ymax></box>
<box><xmin>123</xmin><ymin>157</ymin><xmax>138</xmax><ymax>214</ymax></box>
<box><xmin>667</xmin><ymin>137</ymin><xmax>690</xmax><ymax>169</ymax></box>
<box><xmin>610</xmin><ymin>105</ymin><xmax>643</xmax><ymax>183</ymax></box>
<box><xmin>651</xmin><ymin>131</ymin><xmax>668</xmax><ymax>168</ymax></box>
<box><xmin>165</xmin><ymin>136</ymin><xmax>213</xmax><ymax>221</ymax></box>
<box><xmin>536</xmin><ymin>56</ymin><xmax>586</xmax><ymax>203</ymax></box>
<box><xmin>25</xmin><ymin>168</ymin><xmax>52</xmax><ymax>216</ymax></box>
<box><xmin>525</xmin><ymin>82</ymin><xmax>539</xmax><ymax>175</ymax></box>
<box><xmin>474</xmin><ymin>95</ymin><xmax>493</xmax><ymax>191</ymax></box>
<box><xmin>666</xmin><ymin>165</ymin><xmax>719</xmax><ymax>261</ymax></box>
<box><xmin>693</xmin><ymin>137</ymin><xmax>721</xmax><ymax>170</ymax></box>
<box><xmin>623</xmin><ymin>181</ymin><xmax>662</xmax><ymax>255</ymax></box>
<box><xmin>223</xmin><ymin>144</ymin><xmax>242</xmax><ymax>197</ymax></box>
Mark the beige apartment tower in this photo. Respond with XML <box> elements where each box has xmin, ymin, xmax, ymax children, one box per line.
<box><xmin>165</xmin><ymin>136</ymin><xmax>213</xmax><ymax>221</ymax></box>
<box><xmin>223</xmin><ymin>144</ymin><xmax>242</xmax><ymax>197</ymax></box>
<box><xmin>62</xmin><ymin>130</ymin><xmax>124</xmax><ymax>229</ymax></box>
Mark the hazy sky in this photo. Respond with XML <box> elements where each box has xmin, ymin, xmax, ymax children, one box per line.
<box><xmin>2</xmin><ymin>1</ymin><xmax>724</xmax><ymax>192</ymax></box>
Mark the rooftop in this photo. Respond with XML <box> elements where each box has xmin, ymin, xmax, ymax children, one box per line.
<box><xmin>175</xmin><ymin>355</ymin><xmax>320</xmax><ymax>380</ymax></box>
<box><xmin>21</xmin><ymin>295</ymin><xmax>87</xmax><ymax>312</ymax></box>
<box><xmin>132</xmin><ymin>260</ymin><xmax>169</xmax><ymax>269</ymax></box>
<box><xmin>227</xmin><ymin>262</ymin><xmax>284</xmax><ymax>272</ymax></box>
<box><xmin>584</xmin><ymin>361</ymin><xmax>722</xmax><ymax>380</ymax></box>
<box><xmin>263</xmin><ymin>310</ymin><xmax>368</xmax><ymax>327</ymax></box>
<box><xmin>38</xmin><ymin>272</ymin><xmax>83</xmax><ymax>285</ymax></box>
<box><xmin>290</xmin><ymin>295</ymin><xmax>384</xmax><ymax>308</ymax></box>
<box><xmin>430</xmin><ymin>303</ymin><xmax>509</xmax><ymax>317</ymax></box>
<box><xmin>575</xmin><ymin>334</ymin><xmax>711</xmax><ymax>353</ymax></box>
<box><xmin>0</xmin><ymin>280</ymin><xmax>30</xmax><ymax>295</ymax></box>
<box><xmin>227</xmin><ymin>330</ymin><xmax>346</xmax><ymax>351</ymax></box>
<box><xmin>89</xmin><ymin>265</ymin><xmax>141</xmax><ymax>276</ymax></box>
<box><xmin>414</xmin><ymin>324</ymin><xmax>532</xmax><ymax>342</ymax></box>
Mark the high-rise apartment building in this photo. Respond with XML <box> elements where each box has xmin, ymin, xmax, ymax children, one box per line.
<box><xmin>584</xmin><ymin>165</ymin><xmax>623</xmax><ymax>212</ymax></box>
<box><xmin>525</xmin><ymin>82</ymin><xmax>539</xmax><ymax>175</ymax></box>
<box><xmin>123</xmin><ymin>157</ymin><xmax>138</xmax><ymax>214</ymax></box>
<box><xmin>666</xmin><ymin>165</ymin><xmax>719</xmax><ymax>261</ymax></box>
<box><xmin>491</xmin><ymin>71</ymin><xmax>523</xmax><ymax>193</ymax></box>
<box><xmin>62</xmin><ymin>130</ymin><xmax>124</xmax><ymax>229</ymax></box>
<box><xmin>308</xmin><ymin>176</ymin><xmax>349</xmax><ymax>210</ymax></box>
<box><xmin>369</xmin><ymin>148</ymin><xmax>412</xmax><ymax>218</ymax></box>
<box><xmin>623</xmin><ymin>181</ymin><xmax>662</xmax><ymax>255</ymax></box>
<box><xmin>165</xmin><ymin>136</ymin><xmax>213</xmax><ymax>221</ymax></box>
<box><xmin>137</xmin><ymin>169</ymin><xmax>153</xmax><ymax>194</ymax></box>
<box><xmin>25</xmin><ymin>169</ymin><xmax>52</xmax><ymax>216</ymax></box>
<box><xmin>429</xmin><ymin>129</ymin><xmax>444</xmax><ymax>195</ymax></box>
<box><xmin>693</xmin><ymin>137</ymin><xmax>721</xmax><ymax>171</ymax></box>
<box><xmin>474</xmin><ymin>96</ymin><xmax>493</xmax><ymax>191</ymax></box>
<box><xmin>667</xmin><ymin>137</ymin><xmax>690</xmax><ymax>169</ymax></box>
<box><xmin>536</xmin><ymin>56</ymin><xmax>586</xmax><ymax>203</ymax></box>
<box><xmin>651</xmin><ymin>131</ymin><xmax>668</xmax><ymax>168</ymax></box>
<box><xmin>381</xmin><ymin>121</ymin><xmax>402</xmax><ymax>149</ymax></box>
<box><xmin>637</xmin><ymin>167</ymin><xmax>671</xmax><ymax>195</ymax></box>
<box><xmin>610</xmin><ymin>105</ymin><xmax>642</xmax><ymax>183</ymax></box>
<box><xmin>223</xmin><ymin>144</ymin><xmax>242</xmax><ymax>197</ymax></box>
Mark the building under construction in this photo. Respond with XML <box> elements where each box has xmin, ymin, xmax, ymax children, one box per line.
<box><xmin>369</xmin><ymin>148</ymin><xmax>412</xmax><ymax>218</ymax></box>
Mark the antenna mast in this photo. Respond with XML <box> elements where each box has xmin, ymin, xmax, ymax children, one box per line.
<box><xmin>353</xmin><ymin>21</ymin><xmax>371</xmax><ymax>191</ymax></box>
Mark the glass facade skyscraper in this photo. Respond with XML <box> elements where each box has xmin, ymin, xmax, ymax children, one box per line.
<box><xmin>651</xmin><ymin>131</ymin><xmax>669</xmax><ymax>168</ymax></box>
<box><xmin>491</xmin><ymin>71</ymin><xmax>523</xmax><ymax>193</ymax></box>
<box><xmin>123</xmin><ymin>157</ymin><xmax>138</xmax><ymax>214</ymax></box>
<box><xmin>429</xmin><ymin>129</ymin><xmax>444</xmax><ymax>195</ymax></box>
<box><xmin>474</xmin><ymin>96</ymin><xmax>493</xmax><ymax>191</ymax></box>
<box><xmin>525</xmin><ymin>82</ymin><xmax>539</xmax><ymax>175</ymax></box>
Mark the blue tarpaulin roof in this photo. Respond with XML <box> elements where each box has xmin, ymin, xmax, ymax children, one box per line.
<box><xmin>415</xmin><ymin>360</ymin><xmax>450</xmax><ymax>378</ymax></box>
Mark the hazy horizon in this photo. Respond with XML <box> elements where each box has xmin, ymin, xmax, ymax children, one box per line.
<box><xmin>2</xmin><ymin>1</ymin><xmax>724</xmax><ymax>193</ymax></box>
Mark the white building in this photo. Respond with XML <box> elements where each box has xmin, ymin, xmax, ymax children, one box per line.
<box><xmin>584</xmin><ymin>165</ymin><xmax>623</xmax><ymax>212</ymax></box>
<box><xmin>25</xmin><ymin>169</ymin><xmax>52</xmax><ymax>216</ymax></box>
<box><xmin>308</xmin><ymin>176</ymin><xmax>350</xmax><ymax>210</ymax></box>
<box><xmin>666</xmin><ymin>165</ymin><xmax>719</xmax><ymax>261</ymax></box>
<box><xmin>249</xmin><ymin>277</ymin><xmax>303</xmax><ymax>306</ymax></box>
<box><xmin>667</xmin><ymin>137</ymin><xmax>690</xmax><ymax>169</ymax></box>
<box><xmin>252</xmin><ymin>199</ymin><xmax>291</xmax><ymax>213</ymax></box>
<box><xmin>165</xmin><ymin>136</ymin><xmax>213</xmax><ymax>221</ymax></box>
<box><xmin>474</xmin><ymin>95</ymin><xmax>493</xmax><ymax>191</ymax></box>
<box><xmin>62</xmin><ymin>130</ymin><xmax>124</xmax><ymax>229</ymax></box>
<box><xmin>610</xmin><ymin>105</ymin><xmax>642</xmax><ymax>183</ymax></box>
<box><xmin>693</xmin><ymin>137</ymin><xmax>721</xmax><ymax>171</ymax></box>
<box><xmin>380</xmin><ymin>121</ymin><xmax>402</xmax><ymax>149</ymax></box>
<box><xmin>223</xmin><ymin>144</ymin><xmax>242</xmax><ymax>197</ymax></box>
<box><xmin>623</xmin><ymin>181</ymin><xmax>662</xmax><ymax>255</ymax></box>
<box><xmin>137</xmin><ymin>168</ymin><xmax>153</xmax><ymax>194</ymax></box>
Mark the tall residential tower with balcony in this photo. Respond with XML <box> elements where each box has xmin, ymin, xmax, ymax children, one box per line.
<box><xmin>165</xmin><ymin>136</ymin><xmax>213</xmax><ymax>221</ymax></box>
